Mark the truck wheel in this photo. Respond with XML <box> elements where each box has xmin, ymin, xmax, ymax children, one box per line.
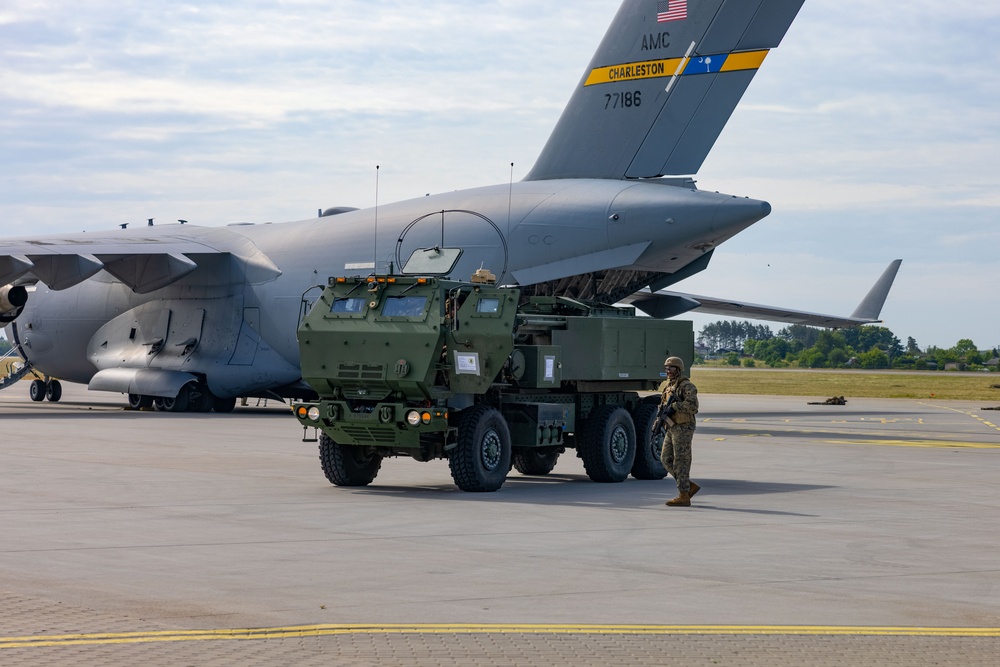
<box><xmin>319</xmin><ymin>433</ymin><xmax>382</xmax><ymax>486</ymax></box>
<box><xmin>630</xmin><ymin>403</ymin><xmax>667</xmax><ymax>480</ymax></box>
<box><xmin>449</xmin><ymin>405</ymin><xmax>511</xmax><ymax>492</ymax></box>
<box><xmin>513</xmin><ymin>449</ymin><xmax>560</xmax><ymax>476</ymax></box>
<box><xmin>578</xmin><ymin>405</ymin><xmax>636</xmax><ymax>483</ymax></box>
<box><xmin>29</xmin><ymin>379</ymin><xmax>46</xmax><ymax>402</ymax></box>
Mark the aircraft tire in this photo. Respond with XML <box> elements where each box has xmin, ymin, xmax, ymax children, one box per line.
<box><xmin>29</xmin><ymin>379</ymin><xmax>46</xmax><ymax>402</ymax></box>
<box><xmin>212</xmin><ymin>397</ymin><xmax>237</xmax><ymax>413</ymax></box>
<box><xmin>449</xmin><ymin>405</ymin><xmax>511</xmax><ymax>492</ymax></box>
<box><xmin>154</xmin><ymin>385</ymin><xmax>191</xmax><ymax>413</ymax></box>
<box><xmin>512</xmin><ymin>448</ymin><xmax>560</xmax><ymax>476</ymax></box>
<box><xmin>45</xmin><ymin>380</ymin><xmax>62</xmax><ymax>402</ymax></box>
<box><xmin>629</xmin><ymin>403</ymin><xmax>667</xmax><ymax>480</ymax></box>
<box><xmin>578</xmin><ymin>405</ymin><xmax>636</xmax><ymax>483</ymax></box>
<box><xmin>128</xmin><ymin>394</ymin><xmax>153</xmax><ymax>410</ymax></box>
<box><xmin>189</xmin><ymin>383</ymin><xmax>214</xmax><ymax>413</ymax></box>
<box><xmin>318</xmin><ymin>433</ymin><xmax>382</xmax><ymax>486</ymax></box>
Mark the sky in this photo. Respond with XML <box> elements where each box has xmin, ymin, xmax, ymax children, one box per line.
<box><xmin>1</xmin><ymin>0</ymin><xmax>998</xmax><ymax>351</ymax></box>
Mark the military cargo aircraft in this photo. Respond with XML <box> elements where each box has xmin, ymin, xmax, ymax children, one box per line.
<box><xmin>0</xmin><ymin>0</ymin><xmax>899</xmax><ymax>411</ymax></box>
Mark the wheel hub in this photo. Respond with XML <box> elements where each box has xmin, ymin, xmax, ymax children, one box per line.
<box><xmin>481</xmin><ymin>429</ymin><xmax>502</xmax><ymax>471</ymax></box>
<box><xmin>610</xmin><ymin>425</ymin><xmax>629</xmax><ymax>464</ymax></box>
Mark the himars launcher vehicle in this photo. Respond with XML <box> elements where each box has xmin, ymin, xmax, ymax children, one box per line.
<box><xmin>293</xmin><ymin>266</ymin><xmax>692</xmax><ymax>491</ymax></box>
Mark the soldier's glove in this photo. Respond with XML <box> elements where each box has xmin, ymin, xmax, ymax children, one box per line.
<box><xmin>664</xmin><ymin>406</ymin><xmax>676</xmax><ymax>418</ymax></box>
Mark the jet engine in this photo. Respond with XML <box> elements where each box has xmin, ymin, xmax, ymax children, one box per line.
<box><xmin>0</xmin><ymin>284</ymin><xmax>27</xmax><ymax>323</ymax></box>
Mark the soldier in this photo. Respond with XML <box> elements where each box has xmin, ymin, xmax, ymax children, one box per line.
<box><xmin>653</xmin><ymin>356</ymin><xmax>700</xmax><ymax>507</ymax></box>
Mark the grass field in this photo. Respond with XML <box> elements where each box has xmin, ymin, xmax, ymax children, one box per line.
<box><xmin>692</xmin><ymin>367</ymin><xmax>1000</xmax><ymax>402</ymax></box>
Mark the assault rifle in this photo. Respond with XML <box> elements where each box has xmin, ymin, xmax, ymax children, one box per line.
<box><xmin>651</xmin><ymin>393</ymin><xmax>676</xmax><ymax>435</ymax></box>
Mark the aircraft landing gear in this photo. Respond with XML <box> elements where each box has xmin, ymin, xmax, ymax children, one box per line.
<box><xmin>46</xmin><ymin>380</ymin><xmax>62</xmax><ymax>402</ymax></box>
<box><xmin>127</xmin><ymin>393</ymin><xmax>153</xmax><ymax>410</ymax></box>
<box><xmin>29</xmin><ymin>379</ymin><xmax>44</xmax><ymax>402</ymax></box>
<box><xmin>29</xmin><ymin>378</ymin><xmax>62</xmax><ymax>402</ymax></box>
<box><xmin>153</xmin><ymin>384</ymin><xmax>191</xmax><ymax>413</ymax></box>
<box><xmin>127</xmin><ymin>382</ymin><xmax>239</xmax><ymax>414</ymax></box>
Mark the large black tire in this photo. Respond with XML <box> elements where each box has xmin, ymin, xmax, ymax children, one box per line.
<box><xmin>45</xmin><ymin>380</ymin><xmax>62</xmax><ymax>402</ymax></box>
<box><xmin>29</xmin><ymin>379</ymin><xmax>46</xmax><ymax>402</ymax></box>
<box><xmin>154</xmin><ymin>384</ymin><xmax>191</xmax><ymax>413</ymax></box>
<box><xmin>449</xmin><ymin>405</ymin><xmax>512</xmax><ymax>492</ymax></box>
<box><xmin>128</xmin><ymin>393</ymin><xmax>153</xmax><ymax>410</ymax></box>
<box><xmin>212</xmin><ymin>396</ymin><xmax>238</xmax><ymax>413</ymax></box>
<box><xmin>630</xmin><ymin>403</ymin><xmax>667</xmax><ymax>480</ymax></box>
<box><xmin>512</xmin><ymin>449</ymin><xmax>560</xmax><ymax>476</ymax></box>
<box><xmin>319</xmin><ymin>433</ymin><xmax>382</xmax><ymax>486</ymax></box>
<box><xmin>188</xmin><ymin>383</ymin><xmax>214</xmax><ymax>413</ymax></box>
<box><xmin>578</xmin><ymin>405</ymin><xmax>636</xmax><ymax>483</ymax></box>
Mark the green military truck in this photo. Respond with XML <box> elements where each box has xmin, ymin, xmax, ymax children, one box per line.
<box><xmin>292</xmin><ymin>271</ymin><xmax>692</xmax><ymax>492</ymax></box>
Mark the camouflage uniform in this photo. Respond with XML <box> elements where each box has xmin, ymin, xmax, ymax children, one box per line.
<box><xmin>658</xmin><ymin>373</ymin><xmax>699</xmax><ymax>495</ymax></box>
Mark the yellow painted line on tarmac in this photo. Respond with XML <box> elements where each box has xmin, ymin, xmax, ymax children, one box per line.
<box><xmin>923</xmin><ymin>402</ymin><xmax>1000</xmax><ymax>432</ymax></box>
<box><xmin>823</xmin><ymin>439</ymin><xmax>1000</xmax><ymax>449</ymax></box>
<box><xmin>3</xmin><ymin>624</ymin><xmax>1000</xmax><ymax>648</ymax></box>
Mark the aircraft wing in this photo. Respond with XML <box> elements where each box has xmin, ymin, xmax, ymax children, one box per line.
<box><xmin>0</xmin><ymin>225</ymin><xmax>281</xmax><ymax>293</ymax></box>
<box><xmin>625</xmin><ymin>260</ymin><xmax>903</xmax><ymax>329</ymax></box>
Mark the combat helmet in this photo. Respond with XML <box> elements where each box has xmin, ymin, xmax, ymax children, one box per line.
<box><xmin>664</xmin><ymin>356</ymin><xmax>685</xmax><ymax>373</ymax></box>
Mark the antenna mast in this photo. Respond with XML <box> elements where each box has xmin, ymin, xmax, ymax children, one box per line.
<box><xmin>373</xmin><ymin>165</ymin><xmax>379</xmax><ymax>274</ymax></box>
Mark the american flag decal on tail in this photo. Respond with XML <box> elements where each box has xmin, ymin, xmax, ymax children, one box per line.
<box><xmin>657</xmin><ymin>0</ymin><xmax>688</xmax><ymax>23</ymax></box>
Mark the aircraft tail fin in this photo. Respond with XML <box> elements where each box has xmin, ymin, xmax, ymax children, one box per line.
<box><xmin>850</xmin><ymin>259</ymin><xmax>903</xmax><ymax>322</ymax></box>
<box><xmin>525</xmin><ymin>0</ymin><xmax>805</xmax><ymax>182</ymax></box>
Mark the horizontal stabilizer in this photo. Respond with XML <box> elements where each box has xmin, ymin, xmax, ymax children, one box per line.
<box><xmin>626</xmin><ymin>260</ymin><xmax>904</xmax><ymax>329</ymax></box>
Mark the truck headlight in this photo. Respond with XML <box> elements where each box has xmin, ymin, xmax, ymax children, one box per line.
<box><xmin>307</xmin><ymin>406</ymin><xmax>321</xmax><ymax>422</ymax></box>
<box><xmin>405</xmin><ymin>410</ymin><xmax>422</xmax><ymax>426</ymax></box>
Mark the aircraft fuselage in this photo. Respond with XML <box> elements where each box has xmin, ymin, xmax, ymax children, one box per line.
<box><xmin>7</xmin><ymin>178</ymin><xmax>769</xmax><ymax>399</ymax></box>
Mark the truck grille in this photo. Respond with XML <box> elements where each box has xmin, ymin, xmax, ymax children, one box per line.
<box><xmin>341</xmin><ymin>425</ymin><xmax>397</xmax><ymax>445</ymax></box>
<box><xmin>337</xmin><ymin>363</ymin><xmax>386</xmax><ymax>380</ymax></box>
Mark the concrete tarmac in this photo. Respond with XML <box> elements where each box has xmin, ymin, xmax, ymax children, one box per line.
<box><xmin>1</xmin><ymin>383</ymin><xmax>998</xmax><ymax>665</ymax></box>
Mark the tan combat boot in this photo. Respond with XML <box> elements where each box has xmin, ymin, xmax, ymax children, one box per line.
<box><xmin>689</xmin><ymin>481</ymin><xmax>701</xmax><ymax>497</ymax></box>
<box><xmin>665</xmin><ymin>492</ymin><xmax>691</xmax><ymax>507</ymax></box>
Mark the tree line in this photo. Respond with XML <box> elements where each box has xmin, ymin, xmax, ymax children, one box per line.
<box><xmin>697</xmin><ymin>321</ymin><xmax>1000</xmax><ymax>371</ymax></box>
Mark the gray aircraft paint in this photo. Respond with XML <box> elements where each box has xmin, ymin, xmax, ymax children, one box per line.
<box><xmin>0</xmin><ymin>0</ymin><xmax>895</xmax><ymax>406</ymax></box>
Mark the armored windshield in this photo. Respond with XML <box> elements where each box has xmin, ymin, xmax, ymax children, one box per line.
<box><xmin>330</xmin><ymin>297</ymin><xmax>366</xmax><ymax>314</ymax></box>
<box><xmin>382</xmin><ymin>295</ymin><xmax>428</xmax><ymax>318</ymax></box>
